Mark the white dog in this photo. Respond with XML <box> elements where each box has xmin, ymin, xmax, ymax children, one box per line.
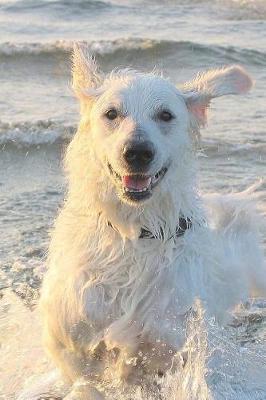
<box><xmin>40</xmin><ymin>44</ymin><xmax>266</xmax><ymax>400</ymax></box>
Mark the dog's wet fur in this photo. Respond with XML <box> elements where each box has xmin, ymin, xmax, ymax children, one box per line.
<box><xmin>37</xmin><ymin>44</ymin><xmax>265</xmax><ymax>399</ymax></box>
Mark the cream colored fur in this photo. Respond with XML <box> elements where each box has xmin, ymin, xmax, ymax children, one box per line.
<box><xmin>39</xmin><ymin>44</ymin><xmax>265</xmax><ymax>399</ymax></box>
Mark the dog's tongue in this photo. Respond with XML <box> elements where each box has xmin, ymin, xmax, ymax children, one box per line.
<box><xmin>122</xmin><ymin>175</ymin><xmax>151</xmax><ymax>190</ymax></box>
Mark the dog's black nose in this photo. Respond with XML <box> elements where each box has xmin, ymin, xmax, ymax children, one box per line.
<box><xmin>123</xmin><ymin>141</ymin><xmax>155</xmax><ymax>168</ymax></box>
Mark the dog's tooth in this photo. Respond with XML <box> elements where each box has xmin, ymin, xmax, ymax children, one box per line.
<box><xmin>124</xmin><ymin>187</ymin><xmax>149</xmax><ymax>193</ymax></box>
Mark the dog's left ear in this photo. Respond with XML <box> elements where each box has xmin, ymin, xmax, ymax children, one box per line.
<box><xmin>72</xmin><ymin>42</ymin><xmax>103</xmax><ymax>102</ymax></box>
<box><xmin>182</xmin><ymin>65</ymin><xmax>253</xmax><ymax>127</ymax></box>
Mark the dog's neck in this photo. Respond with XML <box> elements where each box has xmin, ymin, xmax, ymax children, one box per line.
<box><xmin>97</xmin><ymin>180</ymin><xmax>204</xmax><ymax>241</ymax></box>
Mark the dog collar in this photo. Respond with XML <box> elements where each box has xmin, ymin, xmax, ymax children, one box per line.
<box><xmin>108</xmin><ymin>217</ymin><xmax>192</xmax><ymax>240</ymax></box>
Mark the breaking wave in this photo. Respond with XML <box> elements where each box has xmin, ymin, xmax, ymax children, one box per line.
<box><xmin>1</xmin><ymin>39</ymin><xmax>266</xmax><ymax>66</ymax></box>
<box><xmin>0</xmin><ymin>120</ymin><xmax>75</xmax><ymax>147</ymax></box>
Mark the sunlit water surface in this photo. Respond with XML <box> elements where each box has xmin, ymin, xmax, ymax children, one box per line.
<box><xmin>0</xmin><ymin>0</ymin><xmax>266</xmax><ymax>398</ymax></box>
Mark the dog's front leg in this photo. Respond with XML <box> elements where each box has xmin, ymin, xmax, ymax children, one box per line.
<box><xmin>44</xmin><ymin>332</ymin><xmax>105</xmax><ymax>400</ymax></box>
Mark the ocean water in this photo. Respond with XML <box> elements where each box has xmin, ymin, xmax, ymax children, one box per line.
<box><xmin>0</xmin><ymin>0</ymin><xmax>266</xmax><ymax>399</ymax></box>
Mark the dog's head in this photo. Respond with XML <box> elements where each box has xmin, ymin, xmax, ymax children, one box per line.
<box><xmin>71</xmin><ymin>43</ymin><xmax>252</xmax><ymax>207</ymax></box>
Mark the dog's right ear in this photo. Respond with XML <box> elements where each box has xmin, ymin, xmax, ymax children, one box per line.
<box><xmin>72</xmin><ymin>42</ymin><xmax>103</xmax><ymax>102</ymax></box>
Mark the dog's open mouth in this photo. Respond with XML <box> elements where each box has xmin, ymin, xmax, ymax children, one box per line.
<box><xmin>108</xmin><ymin>163</ymin><xmax>168</xmax><ymax>202</ymax></box>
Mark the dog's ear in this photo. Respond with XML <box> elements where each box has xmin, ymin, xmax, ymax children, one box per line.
<box><xmin>182</xmin><ymin>66</ymin><xmax>253</xmax><ymax>127</ymax></box>
<box><xmin>72</xmin><ymin>42</ymin><xmax>103</xmax><ymax>101</ymax></box>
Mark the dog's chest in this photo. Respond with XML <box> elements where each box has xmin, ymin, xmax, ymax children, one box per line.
<box><xmin>83</xmin><ymin>238</ymin><xmax>193</xmax><ymax>345</ymax></box>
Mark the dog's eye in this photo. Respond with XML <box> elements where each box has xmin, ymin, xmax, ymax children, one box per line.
<box><xmin>105</xmin><ymin>109</ymin><xmax>118</xmax><ymax>121</ymax></box>
<box><xmin>158</xmin><ymin>110</ymin><xmax>174</xmax><ymax>122</ymax></box>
